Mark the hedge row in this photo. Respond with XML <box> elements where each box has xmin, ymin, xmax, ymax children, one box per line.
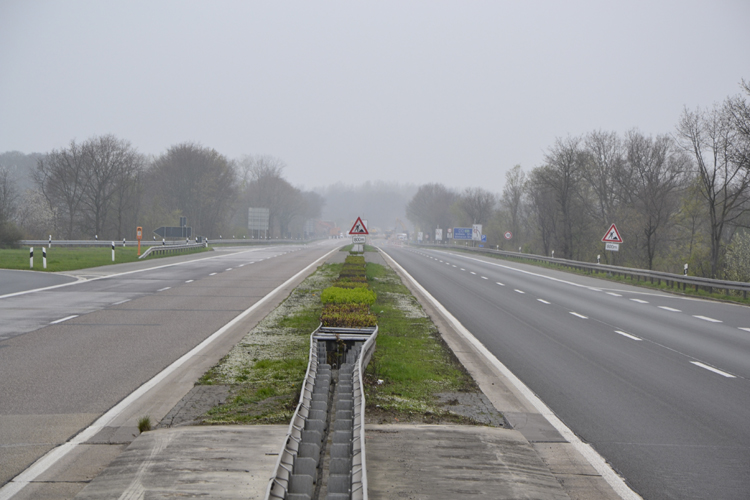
<box><xmin>321</xmin><ymin>286</ymin><xmax>376</xmax><ymax>305</ymax></box>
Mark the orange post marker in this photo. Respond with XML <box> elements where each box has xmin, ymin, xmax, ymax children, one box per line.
<box><xmin>136</xmin><ymin>226</ymin><xmax>143</xmax><ymax>256</ymax></box>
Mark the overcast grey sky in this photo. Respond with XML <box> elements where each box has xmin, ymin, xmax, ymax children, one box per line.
<box><xmin>1</xmin><ymin>1</ymin><xmax>748</xmax><ymax>190</ymax></box>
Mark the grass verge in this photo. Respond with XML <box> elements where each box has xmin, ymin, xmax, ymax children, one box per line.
<box><xmin>0</xmin><ymin>245</ymin><xmax>209</xmax><ymax>272</ymax></box>
<box><xmin>196</xmin><ymin>263</ymin><xmax>341</xmax><ymax>424</ymax></box>
<box><xmin>363</xmin><ymin>262</ymin><xmax>482</xmax><ymax>424</ymax></box>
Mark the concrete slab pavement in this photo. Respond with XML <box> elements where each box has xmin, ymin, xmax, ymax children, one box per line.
<box><xmin>73</xmin><ymin>425</ymin><xmax>287</xmax><ymax>499</ymax></box>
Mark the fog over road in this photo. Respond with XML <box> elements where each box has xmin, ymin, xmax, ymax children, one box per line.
<box><xmin>0</xmin><ymin>241</ymin><xmax>340</xmax><ymax>490</ymax></box>
<box><xmin>383</xmin><ymin>245</ymin><xmax>750</xmax><ymax>500</ymax></box>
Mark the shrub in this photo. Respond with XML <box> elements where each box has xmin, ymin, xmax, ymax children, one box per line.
<box><xmin>345</xmin><ymin>255</ymin><xmax>366</xmax><ymax>265</ymax></box>
<box><xmin>321</xmin><ymin>303</ymin><xmax>377</xmax><ymax>327</ymax></box>
<box><xmin>321</xmin><ymin>286</ymin><xmax>376</xmax><ymax>305</ymax></box>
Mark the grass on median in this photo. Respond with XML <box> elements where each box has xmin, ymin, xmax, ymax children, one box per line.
<box><xmin>363</xmin><ymin>262</ymin><xmax>481</xmax><ymax>423</ymax></box>
<box><xmin>196</xmin><ymin>263</ymin><xmax>341</xmax><ymax>424</ymax></box>
<box><xmin>0</xmin><ymin>245</ymin><xmax>209</xmax><ymax>272</ymax></box>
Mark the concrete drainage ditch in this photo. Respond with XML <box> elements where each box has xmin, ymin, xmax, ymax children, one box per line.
<box><xmin>265</xmin><ymin>325</ymin><xmax>378</xmax><ymax>500</ymax></box>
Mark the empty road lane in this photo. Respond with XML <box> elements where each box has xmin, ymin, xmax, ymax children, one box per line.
<box><xmin>383</xmin><ymin>246</ymin><xmax>750</xmax><ymax>500</ymax></box>
<box><xmin>0</xmin><ymin>241</ymin><xmax>339</xmax><ymax>491</ymax></box>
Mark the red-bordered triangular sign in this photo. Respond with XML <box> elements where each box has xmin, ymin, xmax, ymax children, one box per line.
<box><xmin>349</xmin><ymin>217</ymin><xmax>369</xmax><ymax>235</ymax></box>
<box><xmin>601</xmin><ymin>223</ymin><xmax>623</xmax><ymax>243</ymax></box>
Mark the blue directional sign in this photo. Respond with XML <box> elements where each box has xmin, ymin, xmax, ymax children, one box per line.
<box><xmin>453</xmin><ymin>227</ymin><xmax>472</xmax><ymax>240</ymax></box>
<box><xmin>481</xmin><ymin>235</ymin><xmax>487</xmax><ymax>242</ymax></box>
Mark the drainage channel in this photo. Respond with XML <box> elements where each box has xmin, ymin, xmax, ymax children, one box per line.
<box><xmin>266</xmin><ymin>325</ymin><xmax>378</xmax><ymax>500</ymax></box>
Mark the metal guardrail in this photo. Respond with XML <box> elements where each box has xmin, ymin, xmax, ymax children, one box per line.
<box><xmin>417</xmin><ymin>243</ymin><xmax>750</xmax><ymax>299</ymax></box>
<box><xmin>21</xmin><ymin>238</ymin><xmax>315</xmax><ymax>247</ymax></box>
<box><xmin>265</xmin><ymin>324</ymin><xmax>377</xmax><ymax>500</ymax></box>
<box><xmin>137</xmin><ymin>242</ymin><xmax>205</xmax><ymax>259</ymax></box>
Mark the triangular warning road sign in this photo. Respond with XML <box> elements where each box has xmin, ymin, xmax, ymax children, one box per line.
<box><xmin>601</xmin><ymin>223</ymin><xmax>623</xmax><ymax>243</ymax></box>
<box><xmin>349</xmin><ymin>217</ymin><xmax>369</xmax><ymax>235</ymax></box>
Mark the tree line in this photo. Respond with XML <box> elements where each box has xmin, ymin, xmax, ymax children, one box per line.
<box><xmin>0</xmin><ymin>139</ymin><xmax>323</xmax><ymax>245</ymax></box>
<box><xmin>407</xmin><ymin>81</ymin><xmax>750</xmax><ymax>280</ymax></box>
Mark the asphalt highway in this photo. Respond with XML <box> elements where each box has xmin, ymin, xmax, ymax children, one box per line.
<box><xmin>383</xmin><ymin>245</ymin><xmax>750</xmax><ymax>500</ymax></box>
<box><xmin>0</xmin><ymin>241</ymin><xmax>340</xmax><ymax>489</ymax></box>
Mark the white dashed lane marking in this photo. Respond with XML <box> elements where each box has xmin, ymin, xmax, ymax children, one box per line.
<box><xmin>481</xmin><ymin>276</ymin><xmax>488</xmax><ymax>280</ymax></box>
<box><xmin>209</xmin><ymin>273</ymin><xmax>217</xmax><ymax>276</ymax></box>
<box><xmin>607</xmin><ymin>292</ymin><xmax>622</xmax><ymax>297</ymax></box>
<box><xmin>694</xmin><ymin>315</ymin><xmax>722</xmax><ymax>323</ymax></box>
<box><xmin>50</xmin><ymin>315</ymin><xmax>78</xmax><ymax>324</ymax></box>
<box><xmin>496</xmin><ymin>282</ymin><xmax>505</xmax><ymax>286</ymax></box>
<box><xmin>537</xmin><ymin>299</ymin><xmax>551</xmax><ymax>304</ymax></box>
<box><xmin>157</xmin><ymin>287</ymin><xmax>171</xmax><ymax>292</ymax></box>
<box><xmin>514</xmin><ymin>289</ymin><xmax>525</xmax><ymax>294</ymax></box>
<box><xmin>185</xmin><ymin>280</ymin><xmax>194</xmax><ymax>283</ymax></box>
<box><xmin>570</xmin><ymin>312</ymin><xmax>588</xmax><ymax>319</ymax></box>
<box><xmin>658</xmin><ymin>306</ymin><xmax>681</xmax><ymax>312</ymax></box>
<box><xmin>615</xmin><ymin>330</ymin><xmax>642</xmax><ymax>341</ymax></box>
<box><xmin>630</xmin><ymin>299</ymin><xmax>649</xmax><ymax>304</ymax></box>
<box><xmin>690</xmin><ymin>361</ymin><xmax>735</xmax><ymax>378</ymax></box>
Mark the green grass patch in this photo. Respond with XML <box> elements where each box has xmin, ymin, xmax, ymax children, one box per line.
<box><xmin>321</xmin><ymin>286</ymin><xmax>376</xmax><ymax>305</ymax></box>
<box><xmin>0</xmin><ymin>245</ymin><xmax>209</xmax><ymax>272</ymax></box>
<box><xmin>196</xmin><ymin>263</ymin><xmax>338</xmax><ymax>424</ymax></box>
<box><xmin>339</xmin><ymin>244</ymin><xmax>378</xmax><ymax>252</ymax></box>
<box><xmin>364</xmin><ymin>262</ymin><xmax>479</xmax><ymax>423</ymax></box>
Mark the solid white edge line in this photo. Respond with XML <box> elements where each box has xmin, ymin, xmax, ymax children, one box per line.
<box><xmin>50</xmin><ymin>315</ymin><xmax>78</xmax><ymax>324</ymax></box>
<box><xmin>0</xmin><ymin>245</ymin><xmax>340</xmax><ymax>500</ymax></box>
<box><xmin>380</xmin><ymin>248</ymin><xmax>641</xmax><ymax>500</ymax></box>
<box><xmin>693</xmin><ymin>315</ymin><xmax>722</xmax><ymax>323</ymax></box>
<box><xmin>615</xmin><ymin>330</ymin><xmax>642</xmax><ymax>341</ymax></box>
<box><xmin>690</xmin><ymin>361</ymin><xmax>736</xmax><ymax>378</ymax></box>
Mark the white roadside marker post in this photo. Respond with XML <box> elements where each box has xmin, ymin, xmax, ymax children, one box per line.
<box><xmin>111</xmin><ymin>241</ymin><xmax>115</xmax><ymax>262</ymax></box>
<box><xmin>30</xmin><ymin>247</ymin><xmax>33</xmax><ymax>268</ymax></box>
<box><xmin>48</xmin><ymin>235</ymin><xmax>52</xmax><ymax>248</ymax></box>
<box><xmin>43</xmin><ymin>247</ymin><xmax>47</xmax><ymax>269</ymax></box>
<box><xmin>122</xmin><ymin>238</ymin><xmax>126</xmax><ymax>247</ymax></box>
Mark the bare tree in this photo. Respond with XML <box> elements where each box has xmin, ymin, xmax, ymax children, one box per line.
<box><xmin>80</xmin><ymin>135</ymin><xmax>144</xmax><ymax>238</ymax></box>
<box><xmin>583</xmin><ymin>130</ymin><xmax>625</xmax><ymax>226</ymax></box>
<box><xmin>619</xmin><ymin>131</ymin><xmax>689</xmax><ymax>269</ymax></box>
<box><xmin>459</xmin><ymin>187</ymin><xmax>496</xmax><ymax>226</ymax></box>
<box><xmin>676</xmin><ymin>102</ymin><xmax>750</xmax><ymax>277</ymax></box>
<box><xmin>0</xmin><ymin>167</ymin><xmax>19</xmax><ymax>225</ymax></box>
<box><xmin>536</xmin><ymin>136</ymin><xmax>588</xmax><ymax>258</ymax></box>
<box><xmin>501</xmin><ymin>165</ymin><xmax>526</xmax><ymax>243</ymax></box>
<box><xmin>526</xmin><ymin>167</ymin><xmax>558</xmax><ymax>256</ymax></box>
<box><xmin>148</xmin><ymin>143</ymin><xmax>237</xmax><ymax>237</ymax></box>
<box><xmin>406</xmin><ymin>183</ymin><xmax>457</xmax><ymax>233</ymax></box>
<box><xmin>34</xmin><ymin>140</ymin><xmax>87</xmax><ymax>238</ymax></box>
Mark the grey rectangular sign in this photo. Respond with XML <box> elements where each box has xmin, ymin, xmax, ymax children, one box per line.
<box><xmin>248</xmin><ymin>207</ymin><xmax>270</xmax><ymax>231</ymax></box>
